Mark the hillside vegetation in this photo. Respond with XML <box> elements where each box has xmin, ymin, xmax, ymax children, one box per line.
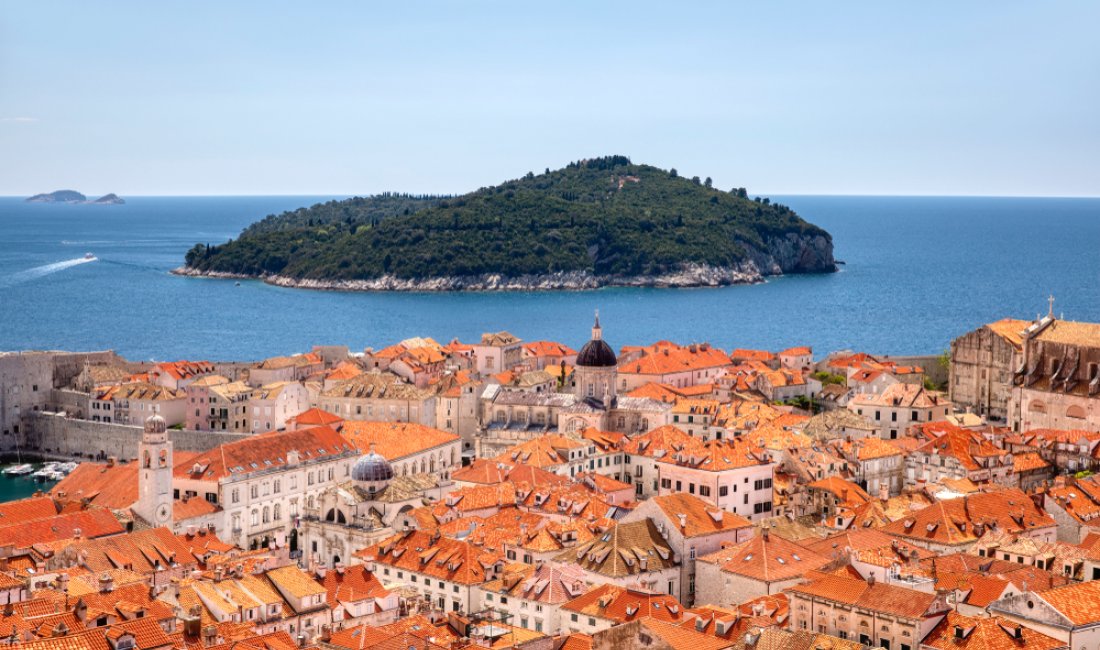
<box><xmin>183</xmin><ymin>156</ymin><xmax>834</xmax><ymax>284</ymax></box>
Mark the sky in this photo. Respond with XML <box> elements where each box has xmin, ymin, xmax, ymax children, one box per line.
<box><xmin>1</xmin><ymin>2</ymin><xmax>1097</xmax><ymax>197</ymax></box>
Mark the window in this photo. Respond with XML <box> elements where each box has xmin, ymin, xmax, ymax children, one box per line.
<box><xmin>250</xmin><ymin>485</ymin><xmax>258</xmax><ymax>499</ymax></box>
<box><xmin>699</xmin><ymin>485</ymin><xmax>711</xmax><ymax>497</ymax></box>
<box><xmin>719</xmin><ymin>485</ymin><xmax>729</xmax><ymax>497</ymax></box>
<box><xmin>232</xmin><ymin>488</ymin><xmax>240</xmax><ymax>504</ymax></box>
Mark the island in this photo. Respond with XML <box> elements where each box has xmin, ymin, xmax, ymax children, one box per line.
<box><xmin>176</xmin><ymin>155</ymin><xmax>836</xmax><ymax>291</ymax></box>
<box><xmin>25</xmin><ymin>190</ymin><xmax>125</xmax><ymax>204</ymax></box>
<box><xmin>26</xmin><ymin>190</ymin><xmax>87</xmax><ymax>203</ymax></box>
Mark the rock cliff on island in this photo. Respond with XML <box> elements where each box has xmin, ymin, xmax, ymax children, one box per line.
<box><xmin>177</xmin><ymin>156</ymin><xmax>836</xmax><ymax>291</ymax></box>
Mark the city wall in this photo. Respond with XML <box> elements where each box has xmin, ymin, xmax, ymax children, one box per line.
<box><xmin>25</xmin><ymin>412</ymin><xmax>249</xmax><ymax>460</ymax></box>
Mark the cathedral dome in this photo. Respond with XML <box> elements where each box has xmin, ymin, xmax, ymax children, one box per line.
<box><xmin>576</xmin><ymin>339</ymin><xmax>617</xmax><ymax>367</ymax></box>
<box><xmin>576</xmin><ymin>312</ymin><xmax>617</xmax><ymax>367</ymax></box>
<box><xmin>351</xmin><ymin>447</ymin><xmax>394</xmax><ymax>483</ymax></box>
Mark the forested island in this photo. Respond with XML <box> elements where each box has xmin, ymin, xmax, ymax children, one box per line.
<box><xmin>26</xmin><ymin>190</ymin><xmax>125</xmax><ymax>204</ymax></box>
<box><xmin>177</xmin><ymin>156</ymin><xmax>836</xmax><ymax>291</ymax></box>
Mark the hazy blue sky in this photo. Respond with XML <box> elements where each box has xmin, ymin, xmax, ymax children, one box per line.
<box><xmin>2</xmin><ymin>2</ymin><xmax>1097</xmax><ymax>196</ymax></box>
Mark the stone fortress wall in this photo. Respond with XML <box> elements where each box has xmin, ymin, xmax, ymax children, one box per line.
<box><xmin>24</xmin><ymin>411</ymin><xmax>249</xmax><ymax>461</ymax></box>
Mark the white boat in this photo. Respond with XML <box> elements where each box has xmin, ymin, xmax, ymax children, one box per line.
<box><xmin>3</xmin><ymin>464</ymin><xmax>34</xmax><ymax>476</ymax></box>
<box><xmin>84</xmin><ymin>252</ymin><xmax>96</xmax><ymax>260</ymax></box>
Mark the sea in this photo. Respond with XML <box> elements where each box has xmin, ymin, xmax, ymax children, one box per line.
<box><xmin>0</xmin><ymin>195</ymin><xmax>1098</xmax><ymax>364</ymax></box>
<box><xmin>0</xmin><ymin>469</ymin><xmax>55</xmax><ymax>502</ymax></box>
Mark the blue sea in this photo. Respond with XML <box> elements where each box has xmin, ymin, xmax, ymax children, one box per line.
<box><xmin>0</xmin><ymin>196</ymin><xmax>1097</xmax><ymax>361</ymax></box>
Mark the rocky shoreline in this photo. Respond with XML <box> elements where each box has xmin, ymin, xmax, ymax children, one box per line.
<box><xmin>175</xmin><ymin>231</ymin><xmax>836</xmax><ymax>292</ymax></box>
<box><xmin>171</xmin><ymin>262</ymin><xmax>778</xmax><ymax>292</ymax></box>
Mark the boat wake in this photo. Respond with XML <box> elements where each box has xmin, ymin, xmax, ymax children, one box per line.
<box><xmin>0</xmin><ymin>256</ymin><xmax>97</xmax><ymax>288</ymax></box>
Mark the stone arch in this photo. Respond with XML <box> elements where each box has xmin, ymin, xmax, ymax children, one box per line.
<box><xmin>1067</xmin><ymin>405</ymin><xmax>1087</xmax><ymax>419</ymax></box>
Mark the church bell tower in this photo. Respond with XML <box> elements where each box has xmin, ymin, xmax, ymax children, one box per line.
<box><xmin>134</xmin><ymin>414</ymin><xmax>174</xmax><ymax>527</ymax></box>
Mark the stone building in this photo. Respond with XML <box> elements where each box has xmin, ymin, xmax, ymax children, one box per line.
<box><xmin>949</xmin><ymin>319</ymin><xmax>1027</xmax><ymax>422</ymax></box>
<box><xmin>1010</xmin><ymin>315</ymin><xmax>1100</xmax><ymax>432</ymax></box>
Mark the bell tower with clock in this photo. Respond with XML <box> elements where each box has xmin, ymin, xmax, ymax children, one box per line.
<box><xmin>134</xmin><ymin>413</ymin><xmax>174</xmax><ymax>527</ymax></box>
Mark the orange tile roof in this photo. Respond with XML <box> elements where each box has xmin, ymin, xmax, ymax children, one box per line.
<box><xmin>522</xmin><ymin>341</ymin><xmax>576</xmax><ymax>357</ymax></box>
<box><xmin>913</xmin><ymin>424</ymin><xmax>1007</xmax><ymax>471</ymax></box>
<box><xmin>480</xmin><ymin>561</ymin><xmax>587</xmax><ymax>604</ymax></box>
<box><xmin>558</xmin><ymin>634</ymin><xmax>592</xmax><ymax>650</ymax></box>
<box><xmin>0</xmin><ymin>506</ymin><xmax>123</xmax><ymax>547</ymax></box>
<box><xmin>804</xmin><ymin>529</ymin><xmax>933</xmax><ymax>565</ymax></box>
<box><xmin>1013</xmin><ymin>451</ymin><xmax>1050</xmax><ymax>473</ymax></box>
<box><xmin>451</xmin><ymin>459</ymin><xmax>568</xmax><ymax>488</ymax></box>
<box><xmin>657</xmin><ymin>436</ymin><xmax>774</xmax><ymax>472</ymax></box>
<box><xmin>0</xmin><ymin>496</ymin><xmax>60</xmax><ymax>524</ymax></box>
<box><xmin>882</xmin><ymin>488</ymin><xmax>1055</xmax><ymax>546</ymax></box>
<box><xmin>491</xmin><ymin>434</ymin><xmax>586</xmax><ymax>469</ymax></box>
<box><xmin>52</xmin><ymin>526</ymin><xmax>205</xmax><ymax>575</ymax></box>
<box><xmin>340</xmin><ymin>421</ymin><xmax>458</xmax><ymax>461</ymax></box>
<box><xmin>923</xmin><ymin>611</ymin><xmax>1062</xmax><ymax>650</ymax></box>
<box><xmin>850</xmin><ymin>383</ymin><xmax>948</xmax><ymax>409</ymax></box>
<box><xmin>175</xmin><ymin>425</ymin><xmax>354</xmax><ymax>482</ymax></box>
<box><xmin>779</xmin><ymin>346</ymin><xmax>812</xmax><ymax>357</ymax></box>
<box><xmin>154</xmin><ymin>360</ymin><xmax>215</xmax><ymax>381</ymax></box>
<box><xmin>562</xmin><ymin>584</ymin><xmax>684</xmax><ymax>623</ymax></box>
<box><xmin>788</xmin><ymin>572</ymin><xmax>943</xmax><ymax>619</ymax></box>
<box><xmin>325</xmin><ymin>361</ymin><xmax>364</xmax><ymax>382</ymax></box>
<box><xmin>626</xmin><ymin>383</ymin><xmax>687</xmax><ymax>403</ymax></box>
<box><xmin>358</xmin><ymin>530</ymin><xmax>503</xmax><ymax>586</ymax></box>
<box><xmin>318</xmin><ymin>564</ymin><xmax>391</xmax><ymax>610</ymax></box>
<box><xmin>619</xmin><ymin>345</ymin><xmax>731</xmax><ymax>376</ymax></box>
<box><xmin>1030</xmin><ymin>579</ymin><xmax>1100</xmax><ymax>625</ymax></box>
<box><xmin>631</xmin><ymin>618</ymin><xmax>734</xmax><ymax>650</ymax></box>
<box><xmin>173</xmin><ymin>495</ymin><xmax>220</xmax><ymax>521</ymax></box>
<box><xmin>698</xmin><ymin>531</ymin><xmax>830</xmax><ymax>583</ymax></box>
<box><xmin>50</xmin><ymin>463</ymin><xmax>138</xmax><ymax>510</ymax></box>
<box><xmin>807</xmin><ymin>477</ymin><xmax>872</xmax><ymax>506</ymax></box>
<box><xmin>647</xmin><ymin>492</ymin><xmax>752</xmax><ymax>538</ymax></box>
<box><xmin>288</xmin><ymin>407</ymin><xmax>344</xmax><ymax>428</ymax></box>
<box><xmin>731</xmin><ymin>349</ymin><xmax>776</xmax><ymax>362</ymax></box>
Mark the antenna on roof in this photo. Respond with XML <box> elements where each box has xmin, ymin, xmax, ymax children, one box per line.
<box><xmin>1048</xmin><ymin>295</ymin><xmax>1055</xmax><ymax>319</ymax></box>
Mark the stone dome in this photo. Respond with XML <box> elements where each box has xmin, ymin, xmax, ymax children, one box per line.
<box><xmin>576</xmin><ymin>312</ymin><xmax>617</xmax><ymax>367</ymax></box>
<box><xmin>351</xmin><ymin>449</ymin><xmax>394</xmax><ymax>483</ymax></box>
<box><xmin>144</xmin><ymin>413</ymin><xmax>167</xmax><ymax>434</ymax></box>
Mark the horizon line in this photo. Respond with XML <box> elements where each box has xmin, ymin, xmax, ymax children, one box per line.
<box><xmin>4</xmin><ymin>192</ymin><xmax>1099</xmax><ymax>200</ymax></box>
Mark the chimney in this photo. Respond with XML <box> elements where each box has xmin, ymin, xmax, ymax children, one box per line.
<box><xmin>867</xmin><ymin>573</ymin><xmax>876</xmax><ymax>586</ymax></box>
<box><xmin>677</xmin><ymin>513</ymin><xmax>687</xmax><ymax>530</ymax></box>
<box><xmin>762</xmin><ymin>528</ymin><xmax>770</xmax><ymax>542</ymax></box>
<box><xmin>202</xmin><ymin>625</ymin><xmax>217</xmax><ymax>647</ymax></box>
<box><xmin>98</xmin><ymin>572</ymin><xmax>114</xmax><ymax>593</ymax></box>
<box><xmin>106</xmin><ymin>456</ymin><xmax>116</xmax><ymax>467</ymax></box>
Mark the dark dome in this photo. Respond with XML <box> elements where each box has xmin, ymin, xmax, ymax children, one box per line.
<box><xmin>576</xmin><ymin>339</ymin><xmax>617</xmax><ymax>367</ymax></box>
<box><xmin>351</xmin><ymin>450</ymin><xmax>393</xmax><ymax>482</ymax></box>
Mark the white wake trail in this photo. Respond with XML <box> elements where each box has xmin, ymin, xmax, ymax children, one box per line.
<box><xmin>0</xmin><ymin>257</ymin><xmax>97</xmax><ymax>288</ymax></box>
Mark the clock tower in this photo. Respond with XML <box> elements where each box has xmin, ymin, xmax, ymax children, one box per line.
<box><xmin>134</xmin><ymin>413</ymin><xmax>174</xmax><ymax>527</ymax></box>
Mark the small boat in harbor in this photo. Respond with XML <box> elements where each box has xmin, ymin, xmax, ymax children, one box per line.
<box><xmin>3</xmin><ymin>464</ymin><xmax>34</xmax><ymax>476</ymax></box>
